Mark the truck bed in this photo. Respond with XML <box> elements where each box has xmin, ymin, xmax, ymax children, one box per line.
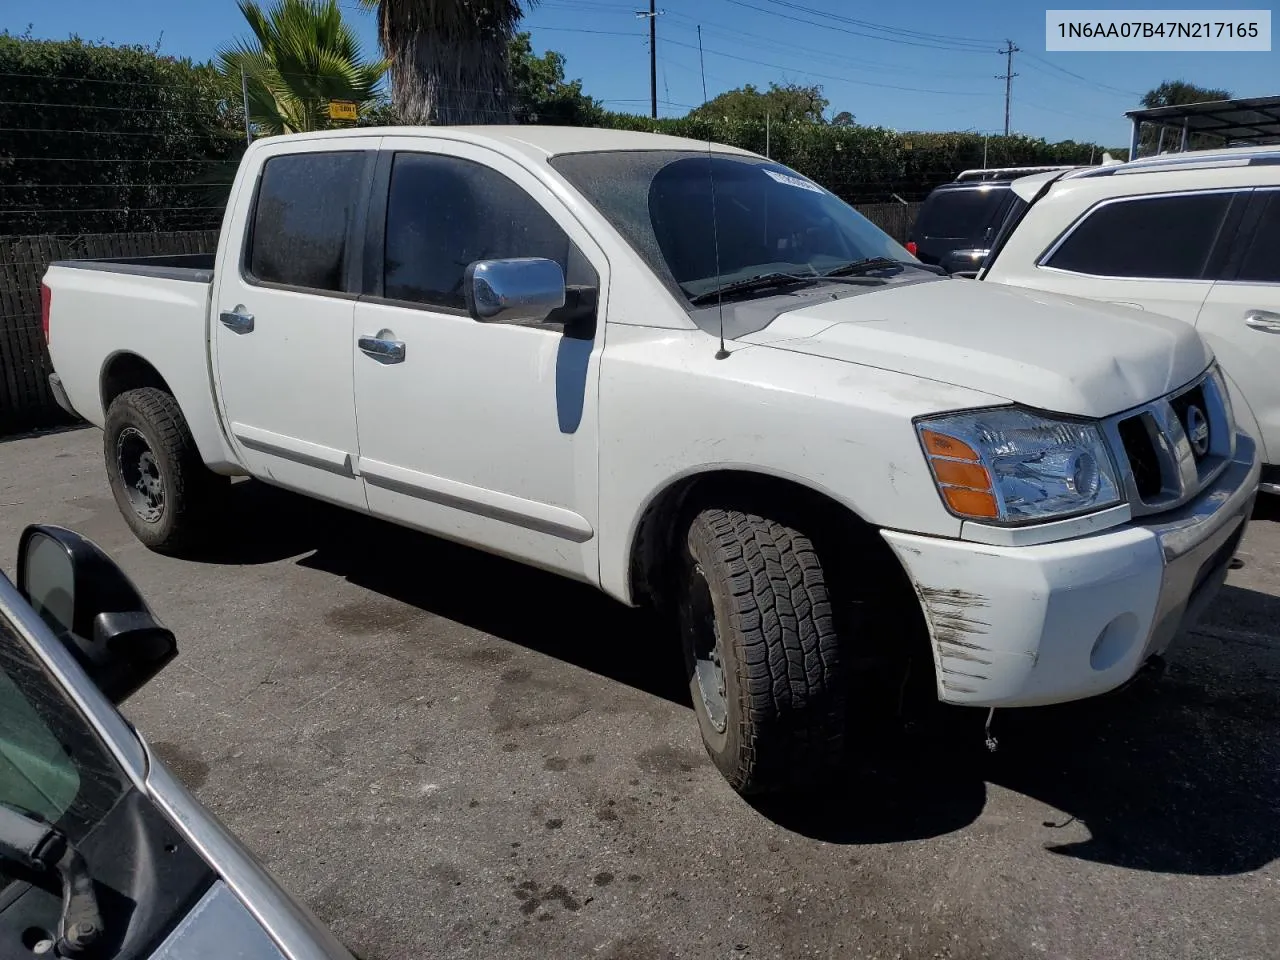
<box><xmin>50</xmin><ymin>253</ymin><xmax>215</xmax><ymax>284</ymax></box>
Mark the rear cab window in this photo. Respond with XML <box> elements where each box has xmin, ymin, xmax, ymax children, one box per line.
<box><xmin>913</xmin><ymin>187</ymin><xmax>1011</xmax><ymax>241</ymax></box>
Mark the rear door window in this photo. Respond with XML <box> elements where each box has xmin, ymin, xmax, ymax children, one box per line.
<box><xmin>1043</xmin><ymin>191</ymin><xmax>1232</xmax><ymax>280</ymax></box>
<box><xmin>1238</xmin><ymin>192</ymin><xmax>1280</xmax><ymax>283</ymax></box>
<box><xmin>246</xmin><ymin>151</ymin><xmax>367</xmax><ymax>292</ymax></box>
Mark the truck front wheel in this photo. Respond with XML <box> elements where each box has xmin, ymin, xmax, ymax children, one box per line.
<box><xmin>678</xmin><ymin>507</ymin><xmax>846</xmax><ymax>794</ymax></box>
<box><xmin>104</xmin><ymin>388</ymin><xmax>227</xmax><ymax>554</ymax></box>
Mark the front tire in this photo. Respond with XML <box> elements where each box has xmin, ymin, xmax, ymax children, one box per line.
<box><xmin>678</xmin><ymin>507</ymin><xmax>846</xmax><ymax>794</ymax></box>
<box><xmin>103</xmin><ymin>388</ymin><xmax>226</xmax><ymax>554</ymax></box>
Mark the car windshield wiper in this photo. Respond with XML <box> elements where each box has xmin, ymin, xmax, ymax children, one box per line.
<box><xmin>0</xmin><ymin>802</ymin><xmax>104</xmax><ymax>956</ymax></box>
<box><xmin>686</xmin><ymin>272</ymin><xmax>818</xmax><ymax>305</ymax></box>
<box><xmin>824</xmin><ymin>257</ymin><xmax>947</xmax><ymax>278</ymax></box>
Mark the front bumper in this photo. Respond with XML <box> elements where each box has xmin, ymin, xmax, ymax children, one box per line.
<box><xmin>882</xmin><ymin>432</ymin><xmax>1259</xmax><ymax>708</ymax></box>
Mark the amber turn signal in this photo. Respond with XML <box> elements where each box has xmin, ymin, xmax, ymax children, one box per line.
<box><xmin>919</xmin><ymin>427</ymin><xmax>999</xmax><ymax>520</ymax></box>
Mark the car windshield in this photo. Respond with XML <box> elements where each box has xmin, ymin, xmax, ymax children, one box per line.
<box><xmin>0</xmin><ymin>605</ymin><xmax>127</xmax><ymax>893</ymax></box>
<box><xmin>549</xmin><ymin>150</ymin><xmax>912</xmax><ymax>305</ymax></box>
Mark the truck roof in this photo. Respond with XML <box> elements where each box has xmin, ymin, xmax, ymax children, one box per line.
<box><xmin>252</xmin><ymin>125</ymin><xmax>759</xmax><ymax>161</ymax></box>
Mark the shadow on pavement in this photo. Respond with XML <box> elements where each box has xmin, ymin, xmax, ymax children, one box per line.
<box><xmin>191</xmin><ymin>481</ymin><xmax>1280</xmax><ymax>875</ymax></box>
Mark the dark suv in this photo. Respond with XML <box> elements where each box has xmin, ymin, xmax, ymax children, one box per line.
<box><xmin>907</xmin><ymin>167</ymin><xmax>1078</xmax><ymax>277</ymax></box>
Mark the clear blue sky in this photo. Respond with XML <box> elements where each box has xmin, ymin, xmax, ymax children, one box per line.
<box><xmin>5</xmin><ymin>0</ymin><xmax>1276</xmax><ymax>148</ymax></box>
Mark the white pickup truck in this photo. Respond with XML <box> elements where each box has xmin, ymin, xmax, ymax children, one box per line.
<box><xmin>42</xmin><ymin>127</ymin><xmax>1259</xmax><ymax>796</ymax></box>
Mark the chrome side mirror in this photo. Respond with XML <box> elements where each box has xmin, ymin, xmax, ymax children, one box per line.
<box><xmin>17</xmin><ymin>525</ymin><xmax>176</xmax><ymax>704</ymax></box>
<box><xmin>464</xmin><ymin>258</ymin><xmax>567</xmax><ymax>324</ymax></box>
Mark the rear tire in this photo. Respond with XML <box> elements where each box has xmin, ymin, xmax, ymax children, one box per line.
<box><xmin>677</xmin><ymin>507</ymin><xmax>846</xmax><ymax>794</ymax></box>
<box><xmin>103</xmin><ymin>388</ymin><xmax>227</xmax><ymax>554</ymax></box>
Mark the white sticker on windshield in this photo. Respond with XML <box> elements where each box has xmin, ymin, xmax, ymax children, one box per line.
<box><xmin>762</xmin><ymin>168</ymin><xmax>825</xmax><ymax>194</ymax></box>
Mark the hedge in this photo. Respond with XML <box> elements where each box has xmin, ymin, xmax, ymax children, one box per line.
<box><xmin>0</xmin><ymin>35</ymin><xmax>246</xmax><ymax>236</ymax></box>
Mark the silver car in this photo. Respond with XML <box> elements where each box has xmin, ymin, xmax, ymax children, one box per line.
<box><xmin>0</xmin><ymin>524</ymin><xmax>352</xmax><ymax>960</ymax></box>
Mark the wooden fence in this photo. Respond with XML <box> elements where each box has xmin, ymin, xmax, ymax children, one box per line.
<box><xmin>0</xmin><ymin>230</ymin><xmax>220</xmax><ymax>436</ymax></box>
<box><xmin>0</xmin><ymin>202</ymin><xmax>921</xmax><ymax>437</ymax></box>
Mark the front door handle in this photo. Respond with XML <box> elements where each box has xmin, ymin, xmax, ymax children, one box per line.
<box><xmin>218</xmin><ymin>306</ymin><xmax>255</xmax><ymax>334</ymax></box>
<box><xmin>1244</xmin><ymin>310</ymin><xmax>1280</xmax><ymax>333</ymax></box>
<box><xmin>358</xmin><ymin>332</ymin><xmax>406</xmax><ymax>364</ymax></box>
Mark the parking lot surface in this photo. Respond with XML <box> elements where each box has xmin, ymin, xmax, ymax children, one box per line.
<box><xmin>3</xmin><ymin>425</ymin><xmax>1279</xmax><ymax>960</ymax></box>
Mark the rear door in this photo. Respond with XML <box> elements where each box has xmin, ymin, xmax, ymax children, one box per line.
<box><xmin>1196</xmin><ymin>187</ymin><xmax>1280</xmax><ymax>463</ymax></box>
<box><xmin>212</xmin><ymin>139</ymin><xmax>379</xmax><ymax>510</ymax></box>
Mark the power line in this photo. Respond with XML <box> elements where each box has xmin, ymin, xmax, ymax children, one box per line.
<box><xmin>662</xmin><ymin>36</ymin><xmax>993</xmax><ymax>97</ymax></box>
<box><xmin>748</xmin><ymin>0</ymin><xmax>999</xmax><ymax>47</ymax></box>
<box><xmin>1020</xmin><ymin>52</ymin><xmax>1141</xmax><ymax>99</ymax></box>
<box><xmin>719</xmin><ymin>0</ymin><xmax>997</xmax><ymax>52</ymax></box>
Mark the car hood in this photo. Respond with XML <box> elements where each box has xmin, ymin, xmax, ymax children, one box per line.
<box><xmin>740</xmin><ymin>277</ymin><xmax>1212</xmax><ymax>418</ymax></box>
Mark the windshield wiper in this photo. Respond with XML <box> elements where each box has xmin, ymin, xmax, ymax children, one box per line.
<box><xmin>687</xmin><ymin>272</ymin><xmax>818</xmax><ymax>305</ymax></box>
<box><xmin>824</xmin><ymin>257</ymin><xmax>945</xmax><ymax>278</ymax></box>
<box><xmin>0</xmin><ymin>802</ymin><xmax>103</xmax><ymax>956</ymax></box>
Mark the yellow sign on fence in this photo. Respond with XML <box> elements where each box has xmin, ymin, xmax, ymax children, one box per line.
<box><xmin>328</xmin><ymin>100</ymin><xmax>358</xmax><ymax>121</ymax></box>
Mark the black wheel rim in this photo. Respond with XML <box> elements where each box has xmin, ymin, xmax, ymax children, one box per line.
<box><xmin>687</xmin><ymin>562</ymin><xmax>728</xmax><ymax>733</ymax></box>
<box><xmin>116</xmin><ymin>426</ymin><xmax>164</xmax><ymax>524</ymax></box>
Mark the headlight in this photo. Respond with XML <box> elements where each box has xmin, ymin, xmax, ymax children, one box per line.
<box><xmin>917</xmin><ymin>407</ymin><xmax>1122</xmax><ymax>524</ymax></box>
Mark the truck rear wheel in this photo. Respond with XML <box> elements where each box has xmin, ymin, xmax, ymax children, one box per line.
<box><xmin>104</xmin><ymin>388</ymin><xmax>227</xmax><ymax>554</ymax></box>
<box><xmin>677</xmin><ymin>506</ymin><xmax>846</xmax><ymax>794</ymax></box>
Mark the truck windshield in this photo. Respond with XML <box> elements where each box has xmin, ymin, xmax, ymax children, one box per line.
<box><xmin>549</xmin><ymin>150</ymin><xmax>912</xmax><ymax>305</ymax></box>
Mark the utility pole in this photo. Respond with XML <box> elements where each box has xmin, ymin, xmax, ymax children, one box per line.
<box><xmin>995</xmin><ymin>40</ymin><xmax>1019</xmax><ymax>137</ymax></box>
<box><xmin>636</xmin><ymin>2</ymin><xmax>664</xmax><ymax>118</ymax></box>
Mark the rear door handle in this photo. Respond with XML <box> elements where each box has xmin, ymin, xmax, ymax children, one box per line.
<box><xmin>358</xmin><ymin>333</ymin><xmax>405</xmax><ymax>364</ymax></box>
<box><xmin>218</xmin><ymin>306</ymin><xmax>254</xmax><ymax>334</ymax></box>
<box><xmin>1245</xmin><ymin>310</ymin><xmax>1280</xmax><ymax>333</ymax></box>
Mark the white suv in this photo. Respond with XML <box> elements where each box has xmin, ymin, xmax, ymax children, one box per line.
<box><xmin>979</xmin><ymin>146</ymin><xmax>1280</xmax><ymax>493</ymax></box>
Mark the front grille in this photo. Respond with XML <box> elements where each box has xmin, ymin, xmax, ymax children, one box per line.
<box><xmin>1106</xmin><ymin>368</ymin><xmax>1232</xmax><ymax>517</ymax></box>
<box><xmin>1117</xmin><ymin>414</ymin><xmax>1162</xmax><ymax>498</ymax></box>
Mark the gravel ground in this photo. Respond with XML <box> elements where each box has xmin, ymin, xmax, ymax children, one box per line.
<box><xmin>3</xmin><ymin>424</ymin><xmax>1278</xmax><ymax>960</ymax></box>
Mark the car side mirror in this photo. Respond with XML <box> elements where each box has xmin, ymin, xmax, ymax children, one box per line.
<box><xmin>464</xmin><ymin>258</ymin><xmax>568</xmax><ymax>325</ymax></box>
<box><xmin>17</xmin><ymin>525</ymin><xmax>176</xmax><ymax>705</ymax></box>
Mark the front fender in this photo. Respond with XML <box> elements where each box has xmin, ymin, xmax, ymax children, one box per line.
<box><xmin>595</xmin><ymin>326</ymin><xmax>1004</xmax><ymax>604</ymax></box>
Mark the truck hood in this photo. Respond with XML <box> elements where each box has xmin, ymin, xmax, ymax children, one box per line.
<box><xmin>743</xmin><ymin>278</ymin><xmax>1212</xmax><ymax>418</ymax></box>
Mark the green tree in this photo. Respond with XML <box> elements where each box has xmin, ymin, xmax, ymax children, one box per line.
<box><xmin>508</xmin><ymin>32</ymin><xmax>601</xmax><ymax>125</ymax></box>
<box><xmin>1140</xmin><ymin>79</ymin><xmax>1231</xmax><ymax>108</ymax></box>
<box><xmin>359</xmin><ymin>0</ymin><xmax>532</xmax><ymax>125</ymax></box>
<box><xmin>831</xmin><ymin>110</ymin><xmax>856</xmax><ymax>127</ymax></box>
<box><xmin>690</xmin><ymin>82</ymin><xmax>829</xmax><ymax>124</ymax></box>
<box><xmin>219</xmin><ymin>0</ymin><xmax>387</xmax><ymax>136</ymax></box>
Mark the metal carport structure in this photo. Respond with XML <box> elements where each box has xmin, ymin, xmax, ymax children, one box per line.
<box><xmin>1127</xmin><ymin>96</ymin><xmax>1280</xmax><ymax>158</ymax></box>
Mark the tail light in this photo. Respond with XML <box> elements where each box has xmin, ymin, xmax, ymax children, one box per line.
<box><xmin>905</xmin><ymin>241</ymin><xmax>918</xmax><ymax>256</ymax></box>
<box><xmin>40</xmin><ymin>283</ymin><xmax>52</xmax><ymax>344</ymax></box>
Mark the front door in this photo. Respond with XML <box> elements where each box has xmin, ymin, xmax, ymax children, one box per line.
<box><xmin>212</xmin><ymin>139</ymin><xmax>379</xmax><ymax>510</ymax></box>
<box><xmin>351</xmin><ymin>141</ymin><xmax>607</xmax><ymax>581</ymax></box>
<box><xmin>1196</xmin><ymin>188</ymin><xmax>1280</xmax><ymax>464</ymax></box>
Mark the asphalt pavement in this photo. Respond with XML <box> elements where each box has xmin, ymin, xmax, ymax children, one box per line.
<box><xmin>3</xmin><ymin>425</ymin><xmax>1279</xmax><ymax>960</ymax></box>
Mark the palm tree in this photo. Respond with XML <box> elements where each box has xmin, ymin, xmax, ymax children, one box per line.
<box><xmin>219</xmin><ymin>0</ymin><xmax>387</xmax><ymax>136</ymax></box>
<box><xmin>358</xmin><ymin>0</ymin><xmax>532</xmax><ymax>125</ymax></box>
